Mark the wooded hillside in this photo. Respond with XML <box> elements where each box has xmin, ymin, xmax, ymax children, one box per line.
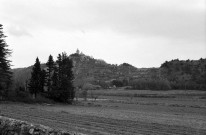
<box><xmin>12</xmin><ymin>52</ymin><xmax>206</xmax><ymax>90</ymax></box>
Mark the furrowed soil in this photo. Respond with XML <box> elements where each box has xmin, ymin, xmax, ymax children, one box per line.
<box><xmin>1</xmin><ymin>90</ymin><xmax>206</xmax><ymax>135</ymax></box>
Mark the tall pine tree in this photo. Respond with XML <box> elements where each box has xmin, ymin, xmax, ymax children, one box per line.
<box><xmin>0</xmin><ymin>24</ymin><xmax>12</xmax><ymax>99</ymax></box>
<box><xmin>61</xmin><ymin>52</ymin><xmax>75</xmax><ymax>103</ymax></box>
<box><xmin>40</xmin><ymin>69</ymin><xmax>46</xmax><ymax>92</ymax></box>
<box><xmin>51</xmin><ymin>66</ymin><xmax>58</xmax><ymax>90</ymax></box>
<box><xmin>50</xmin><ymin>53</ymin><xmax>74</xmax><ymax>103</ymax></box>
<box><xmin>56</xmin><ymin>54</ymin><xmax>62</xmax><ymax>87</ymax></box>
<box><xmin>46</xmin><ymin>55</ymin><xmax>54</xmax><ymax>92</ymax></box>
<box><xmin>28</xmin><ymin>57</ymin><xmax>42</xmax><ymax>99</ymax></box>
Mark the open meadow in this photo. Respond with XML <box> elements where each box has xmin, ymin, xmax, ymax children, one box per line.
<box><xmin>1</xmin><ymin>89</ymin><xmax>206</xmax><ymax>135</ymax></box>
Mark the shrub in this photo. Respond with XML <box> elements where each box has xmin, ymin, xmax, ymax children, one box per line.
<box><xmin>129</xmin><ymin>79</ymin><xmax>171</xmax><ymax>90</ymax></box>
<box><xmin>112</xmin><ymin>80</ymin><xmax>123</xmax><ymax>87</ymax></box>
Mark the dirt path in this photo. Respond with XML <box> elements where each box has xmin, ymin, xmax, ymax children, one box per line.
<box><xmin>0</xmin><ymin>103</ymin><xmax>206</xmax><ymax>135</ymax></box>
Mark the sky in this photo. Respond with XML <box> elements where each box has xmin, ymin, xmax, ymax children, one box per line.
<box><xmin>0</xmin><ymin>0</ymin><xmax>205</xmax><ymax>68</ymax></box>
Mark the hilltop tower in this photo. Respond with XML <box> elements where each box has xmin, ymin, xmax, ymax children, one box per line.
<box><xmin>76</xmin><ymin>48</ymin><xmax>80</xmax><ymax>54</ymax></box>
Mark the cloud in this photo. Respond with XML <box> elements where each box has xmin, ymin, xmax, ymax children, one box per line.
<box><xmin>7</xmin><ymin>25</ymin><xmax>32</xmax><ymax>37</ymax></box>
<box><xmin>0</xmin><ymin>0</ymin><xmax>205</xmax><ymax>68</ymax></box>
<box><xmin>1</xmin><ymin>0</ymin><xmax>205</xmax><ymax>42</ymax></box>
<box><xmin>83</xmin><ymin>0</ymin><xmax>206</xmax><ymax>42</ymax></box>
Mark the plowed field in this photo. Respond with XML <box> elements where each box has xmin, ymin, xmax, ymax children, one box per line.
<box><xmin>1</xmin><ymin>101</ymin><xmax>206</xmax><ymax>135</ymax></box>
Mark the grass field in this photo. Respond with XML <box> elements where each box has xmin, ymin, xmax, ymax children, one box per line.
<box><xmin>0</xmin><ymin>89</ymin><xmax>206</xmax><ymax>135</ymax></box>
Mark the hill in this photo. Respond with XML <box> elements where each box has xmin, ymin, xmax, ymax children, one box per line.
<box><xmin>160</xmin><ymin>58</ymin><xmax>206</xmax><ymax>90</ymax></box>
<box><xmin>11</xmin><ymin>51</ymin><xmax>206</xmax><ymax>90</ymax></box>
<box><xmin>12</xmin><ymin>52</ymin><xmax>156</xmax><ymax>89</ymax></box>
<box><xmin>70</xmin><ymin>52</ymin><xmax>156</xmax><ymax>88</ymax></box>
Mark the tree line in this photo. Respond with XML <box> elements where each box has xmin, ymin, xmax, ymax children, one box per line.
<box><xmin>108</xmin><ymin>58</ymin><xmax>206</xmax><ymax>90</ymax></box>
<box><xmin>160</xmin><ymin>59</ymin><xmax>206</xmax><ymax>90</ymax></box>
<box><xmin>28</xmin><ymin>53</ymin><xmax>74</xmax><ymax>103</ymax></box>
<box><xmin>0</xmin><ymin>24</ymin><xmax>75</xmax><ymax>103</ymax></box>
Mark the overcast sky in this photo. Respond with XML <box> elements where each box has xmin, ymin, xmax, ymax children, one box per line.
<box><xmin>0</xmin><ymin>0</ymin><xmax>205</xmax><ymax>68</ymax></box>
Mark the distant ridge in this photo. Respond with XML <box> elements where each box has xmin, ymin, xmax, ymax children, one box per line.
<box><xmin>11</xmin><ymin>51</ymin><xmax>206</xmax><ymax>90</ymax></box>
<box><xmin>69</xmin><ymin>52</ymin><xmax>158</xmax><ymax>87</ymax></box>
<box><xmin>12</xmin><ymin>51</ymin><xmax>156</xmax><ymax>88</ymax></box>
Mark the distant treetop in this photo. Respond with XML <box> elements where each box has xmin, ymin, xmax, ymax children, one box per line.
<box><xmin>122</xmin><ymin>63</ymin><xmax>133</xmax><ymax>67</ymax></box>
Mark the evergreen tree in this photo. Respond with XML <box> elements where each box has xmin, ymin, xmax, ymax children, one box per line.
<box><xmin>56</xmin><ymin>54</ymin><xmax>62</xmax><ymax>87</ymax></box>
<box><xmin>50</xmin><ymin>53</ymin><xmax>74</xmax><ymax>103</ymax></box>
<box><xmin>51</xmin><ymin>66</ymin><xmax>58</xmax><ymax>90</ymax></box>
<box><xmin>28</xmin><ymin>57</ymin><xmax>42</xmax><ymax>99</ymax></box>
<box><xmin>46</xmin><ymin>55</ymin><xmax>54</xmax><ymax>92</ymax></box>
<box><xmin>61</xmin><ymin>52</ymin><xmax>75</xmax><ymax>103</ymax></box>
<box><xmin>40</xmin><ymin>69</ymin><xmax>46</xmax><ymax>92</ymax></box>
<box><xmin>0</xmin><ymin>24</ymin><xmax>12</xmax><ymax>99</ymax></box>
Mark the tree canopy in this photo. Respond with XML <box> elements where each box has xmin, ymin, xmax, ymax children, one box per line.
<box><xmin>46</xmin><ymin>55</ymin><xmax>55</xmax><ymax>92</ymax></box>
<box><xmin>0</xmin><ymin>24</ymin><xmax>12</xmax><ymax>99</ymax></box>
<box><xmin>49</xmin><ymin>53</ymin><xmax>75</xmax><ymax>103</ymax></box>
<box><xmin>28</xmin><ymin>57</ymin><xmax>42</xmax><ymax>99</ymax></box>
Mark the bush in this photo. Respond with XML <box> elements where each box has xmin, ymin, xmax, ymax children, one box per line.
<box><xmin>170</xmin><ymin>81</ymin><xmax>205</xmax><ymax>90</ymax></box>
<box><xmin>6</xmin><ymin>84</ymin><xmax>54</xmax><ymax>103</ymax></box>
<box><xmin>129</xmin><ymin>79</ymin><xmax>171</xmax><ymax>90</ymax></box>
<box><xmin>112</xmin><ymin>80</ymin><xmax>123</xmax><ymax>87</ymax></box>
<box><xmin>97</xmin><ymin>81</ymin><xmax>110</xmax><ymax>89</ymax></box>
<box><xmin>8</xmin><ymin>90</ymin><xmax>54</xmax><ymax>104</ymax></box>
<box><xmin>81</xmin><ymin>90</ymin><xmax>88</xmax><ymax>101</ymax></box>
<box><xmin>47</xmin><ymin>89</ymin><xmax>74</xmax><ymax>103</ymax></box>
